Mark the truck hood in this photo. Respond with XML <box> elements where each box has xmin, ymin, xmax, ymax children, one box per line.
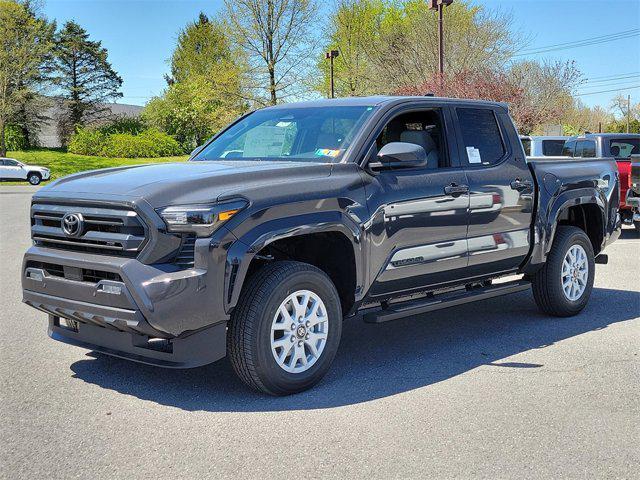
<box><xmin>35</xmin><ymin>160</ymin><xmax>333</xmax><ymax>207</ymax></box>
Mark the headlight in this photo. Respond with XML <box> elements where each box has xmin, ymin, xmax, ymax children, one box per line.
<box><xmin>157</xmin><ymin>201</ymin><xmax>247</xmax><ymax>237</ymax></box>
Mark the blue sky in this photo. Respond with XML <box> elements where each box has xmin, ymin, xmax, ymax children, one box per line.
<box><xmin>42</xmin><ymin>0</ymin><xmax>640</xmax><ymax>112</ymax></box>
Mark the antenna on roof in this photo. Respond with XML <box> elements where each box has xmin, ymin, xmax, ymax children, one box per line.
<box><xmin>424</xmin><ymin>92</ymin><xmax>435</xmax><ymax>97</ymax></box>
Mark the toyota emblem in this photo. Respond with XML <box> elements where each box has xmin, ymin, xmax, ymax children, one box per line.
<box><xmin>61</xmin><ymin>213</ymin><xmax>84</xmax><ymax>237</ymax></box>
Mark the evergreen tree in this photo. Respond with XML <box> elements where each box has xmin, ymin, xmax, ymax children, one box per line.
<box><xmin>52</xmin><ymin>21</ymin><xmax>122</xmax><ymax>143</ymax></box>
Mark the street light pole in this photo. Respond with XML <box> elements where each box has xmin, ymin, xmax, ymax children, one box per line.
<box><xmin>438</xmin><ymin>3</ymin><xmax>444</xmax><ymax>75</ymax></box>
<box><xmin>429</xmin><ymin>0</ymin><xmax>453</xmax><ymax>77</ymax></box>
<box><xmin>627</xmin><ymin>94</ymin><xmax>631</xmax><ymax>133</ymax></box>
<box><xmin>325</xmin><ymin>50</ymin><xmax>339</xmax><ymax>99</ymax></box>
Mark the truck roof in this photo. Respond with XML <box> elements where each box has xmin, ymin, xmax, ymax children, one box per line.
<box><xmin>568</xmin><ymin>133</ymin><xmax>640</xmax><ymax>140</ymax></box>
<box><xmin>263</xmin><ymin>95</ymin><xmax>509</xmax><ymax>111</ymax></box>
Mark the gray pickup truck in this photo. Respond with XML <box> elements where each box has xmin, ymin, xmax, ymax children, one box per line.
<box><xmin>22</xmin><ymin>96</ymin><xmax>621</xmax><ymax>395</ymax></box>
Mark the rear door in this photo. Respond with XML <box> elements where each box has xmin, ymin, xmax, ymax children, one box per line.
<box><xmin>452</xmin><ymin>106</ymin><xmax>534</xmax><ymax>277</ymax></box>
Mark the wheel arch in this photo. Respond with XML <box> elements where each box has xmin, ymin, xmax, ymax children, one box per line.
<box><xmin>523</xmin><ymin>189</ymin><xmax>607</xmax><ymax>274</ymax></box>
<box><xmin>225</xmin><ymin>212</ymin><xmax>364</xmax><ymax>316</ymax></box>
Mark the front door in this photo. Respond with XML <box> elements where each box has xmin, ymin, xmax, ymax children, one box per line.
<box><xmin>363</xmin><ymin>107</ymin><xmax>470</xmax><ymax>299</ymax></box>
<box><xmin>1</xmin><ymin>159</ymin><xmax>24</xmax><ymax>179</ymax></box>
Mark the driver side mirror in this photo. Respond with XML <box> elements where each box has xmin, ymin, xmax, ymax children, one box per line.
<box><xmin>368</xmin><ymin>142</ymin><xmax>427</xmax><ymax>172</ymax></box>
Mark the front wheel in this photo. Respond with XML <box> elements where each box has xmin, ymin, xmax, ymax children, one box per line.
<box><xmin>228</xmin><ymin>261</ymin><xmax>342</xmax><ymax>395</ymax></box>
<box><xmin>27</xmin><ymin>173</ymin><xmax>41</xmax><ymax>185</ymax></box>
<box><xmin>532</xmin><ymin>226</ymin><xmax>595</xmax><ymax>317</ymax></box>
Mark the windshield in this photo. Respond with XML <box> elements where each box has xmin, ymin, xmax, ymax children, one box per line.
<box><xmin>194</xmin><ymin>105</ymin><xmax>376</xmax><ymax>163</ymax></box>
<box><xmin>609</xmin><ymin>138</ymin><xmax>640</xmax><ymax>158</ymax></box>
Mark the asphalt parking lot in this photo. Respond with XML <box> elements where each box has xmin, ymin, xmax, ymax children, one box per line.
<box><xmin>1</xmin><ymin>186</ymin><xmax>639</xmax><ymax>479</ymax></box>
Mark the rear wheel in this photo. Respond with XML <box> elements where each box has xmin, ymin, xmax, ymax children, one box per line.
<box><xmin>634</xmin><ymin>220</ymin><xmax>640</xmax><ymax>235</ymax></box>
<box><xmin>27</xmin><ymin>172</ymin><xmax>41</xmax><ymax>185</ymax></box>
<box><xmin>532</xmin><ymin>226</ymin><xmax>595</xmax><ymax>317</ymax></box>
<box><xmin>228</xmin><ymin>261</ymin><xmax>342</xmax><ymax>396</ymax></box>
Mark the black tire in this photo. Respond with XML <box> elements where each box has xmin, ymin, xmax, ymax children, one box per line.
<box><xmin>228</xmin><ymin>261</ymin><xmax>342</xmax><ymax>396</ymax></box>
<box><xmin>532</xmin><ymin>226</ymin><xmax>595</xmax><ymax>317</ymax></box>
<box><xmin>634</xmin><ymin>221</ymin><xmax>640</xmax><ymax>235</ymax></box>
<box><xmin>27</xmin><ymin>172</ymin><xmax>41</xmax><ymax>185</ymax></box>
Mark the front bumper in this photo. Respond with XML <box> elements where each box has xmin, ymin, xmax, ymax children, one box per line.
<box><xmin>46</xmin><ymin>314</ymin><xmax>226</xmax><ymax>368</ymax></box>
<box><xmin>22</xmin><ymin>238</ymin><xmax>232</xmax><ymax>366</ymax></box>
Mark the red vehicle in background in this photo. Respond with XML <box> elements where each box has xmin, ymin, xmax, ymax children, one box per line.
<box><xmin>561</xmin><ymin>133</ymin><xmax>640</xmax><ymax>226</ymax></box>
<box><xmin>625</xmin><ymin>154</ymin><xmax>640</xmax><ymax>233</ymax></box>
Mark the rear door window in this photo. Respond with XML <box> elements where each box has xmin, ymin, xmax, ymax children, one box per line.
<box><xmin>575</xmin><ymin>140</ymin><xmax>596</xmax><ymax>158</ymax></box>
<box><xmin>457</xmin><ymin>108</ymin><xmax>506</xmax><ymax>166</ymax></box>
<box><xmin>542</xmin><ymin>140</ymin><xmax>565</xmax><ymax>156</ymax></box>
<box><xmin>561</xmin><ymin>140</ymin><xmax>576</xmax><ymax>157</ymax></box>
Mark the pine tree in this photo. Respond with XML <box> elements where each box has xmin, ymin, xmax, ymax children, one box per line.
<box><xmin>52</xmin><ymin>21</ymin><xmax>122</xmax><ymax>143</ymax></box>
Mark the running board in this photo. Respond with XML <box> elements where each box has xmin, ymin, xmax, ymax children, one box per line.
<box><xmin>362</xmin><ymin>280</ymin><xmax>531</xmax><ymax>324</ymax></box>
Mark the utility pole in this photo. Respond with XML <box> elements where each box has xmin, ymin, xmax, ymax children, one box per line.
<box><xmin>627</xmin><ymin>94</ymin><xmax>631</xmax><ymax>133</ymax></box>
<box><xmin>325</xmin><ymin>50</ymin><xmax>339</xmax><ymax>99</ymax></box>
<box><xmin>429</xmin><ymin>0</ymin><xmax>453</xmax><ymax>77</ymax></box>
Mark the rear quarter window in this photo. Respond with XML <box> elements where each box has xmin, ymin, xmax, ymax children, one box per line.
<box><xmin>609</xmin><ymin>138</ymin><xmax>640</xmax><ymax>158</ymax></box>
<box><xmin>457</xmin><ymin>108</ymin><xmax>506</xmax><ymax>166</ymax></box>
<box><xmin>521</xmin><ymin>138</ymin><xmax>531</xmax><ymax>156</ymax></box>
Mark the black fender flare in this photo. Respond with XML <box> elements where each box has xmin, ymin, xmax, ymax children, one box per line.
<box><xmin>223</xmin><ymin>211</ymin><xmax>364</xmax><ymax>312</ymax></box>
<box><xmin>524</xmin><ymin>187</ymin><xmax>606</xmax><ymax>273</ymax></box>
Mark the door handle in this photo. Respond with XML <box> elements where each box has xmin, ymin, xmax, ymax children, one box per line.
<box><xmin>444</xmin><ymin>183</ymin><xmax>469</xmax><ymax>196</ymax></box>
<box><xmin>510</xmin><ymin>178</ymin><xmax>533</xmax><ymax>192</ymax></box>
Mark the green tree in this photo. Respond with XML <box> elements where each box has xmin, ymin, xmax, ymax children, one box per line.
<box><xmin>167</xmin><ymin>12</ymin><xmax>241</xmax><ymax>85</ymax></box>
<box><xmin>317</xmin><ymin>0</ymin><xmax>383</xmax><ymax>97</ymax></box>
<box><xmin>52</xmin><ymin>21</ymin><xmax>123</xmax><ymax>144</ymax></box>
<box><xmin>0</xmin><ymin>0</ymin><xmax>53</xmax><ymax>155</ymax></box>
<box><xmin>319</xmin><ymin>0</ymin><xmax>522</xmax><ymax>96</ymax></box>
<box><xmin>143</xmin><ymin>13</ymin><xmax>246</xmax><ymax>149</ymax></box>
<box><xmin>224</xmin><ymin>0</ymin><xmax>319</xmax><ymax>105</ymax></box>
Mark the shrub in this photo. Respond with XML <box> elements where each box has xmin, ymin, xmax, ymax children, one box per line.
<box><xmin>4</xmin><ymin>124</ymin><xmax>29</xmax><ymax>151</ymax></box>
<box><xmin>99</xmin><ymin>116</ymin><xmax>147</xmax><ymax>135</ymax></box>
<box><xmin>68</xmin><ymin>128</ymin><xmax>107</xmax><ymax>156</ymax></box>
<box><xmin>68</xmin><ymin>127</ymin><xmax>184</xmax><ymax>158</ymax></box>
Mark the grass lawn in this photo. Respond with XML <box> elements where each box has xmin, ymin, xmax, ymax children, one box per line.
<box><xmin>4</xmin><ymin>148</ymin><xmax>189</xmax><ymax>185</ymax></box>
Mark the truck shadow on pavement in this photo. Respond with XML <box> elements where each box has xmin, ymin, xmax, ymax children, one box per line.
<box><xmin>69</xmin><ymin>287</ymin><xmax>640</xmax><ymax>411</ymax></box>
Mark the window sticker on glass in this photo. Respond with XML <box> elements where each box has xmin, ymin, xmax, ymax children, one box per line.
<box><xmin>315</xmin><ymin>148</ymin><xmax>341</xmax><ymax>158</ymax></box>
<box><xmin>244</xmin><ymin>125</ymin><xmax>287</xmax><ymax>157</ymax></box>
<box><xmin>466</xmin><ymin>146</ymin><xmax>482</xmax><ymax>164</ymax></box>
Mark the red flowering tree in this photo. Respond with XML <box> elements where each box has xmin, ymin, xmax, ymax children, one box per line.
<box><xmin>394</xmin><ymin>67</ymin><xmax>572</xmax><ymax>134</ymax></box>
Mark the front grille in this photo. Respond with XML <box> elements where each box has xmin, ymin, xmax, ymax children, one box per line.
<box><xmin>31</xmin><ymin>202</ymin><xmax>147</xmax><ymax>257</ymax></box>
<box><xmin>173</xmin><ymin>234</ymin><xmax>196</xmax><ymax>269</ymax></box>
<box><xmin>27</xmin><ymin>261</ymin><xmax>64</xmax><ymax>278</ymax></box>
<box><xmin>26</xmin><ymin>260</ymin><xmax>123</xmax><ymax>283</ymax></box>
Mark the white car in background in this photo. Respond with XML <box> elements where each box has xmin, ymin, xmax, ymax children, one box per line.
<box><xmin>520</xmin><ymin>135</ymin><xmax>568</xmax><ymax>157</ymax></box>
<box><xmin>0</xmin><ymin>158</ymin><xmax>50</xmax><ymax>185</ymax></box>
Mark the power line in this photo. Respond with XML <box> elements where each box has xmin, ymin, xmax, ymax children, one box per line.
<box><xmin>583</xmin><ymin>74</ymin><xmax>640</xmax><ymax>85</ymax></box>
<box><xmin>575</xmin><ymin>85</ymin><xmax>640</xmax><ymax>97</ymax></box>
<box><xmin>516</xmin><ymin>29</ymin><xmax>639</xmax><ymax>54</ymax></box>
<box><xmin>585</xmin><ymin>71</ymin><xmax>639</xmax><ymax>81</ymax></box>
<box><xmin>514</xmin><ymin>29</ymin><xmax>640</xmax><ymax>56</ymax></box>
